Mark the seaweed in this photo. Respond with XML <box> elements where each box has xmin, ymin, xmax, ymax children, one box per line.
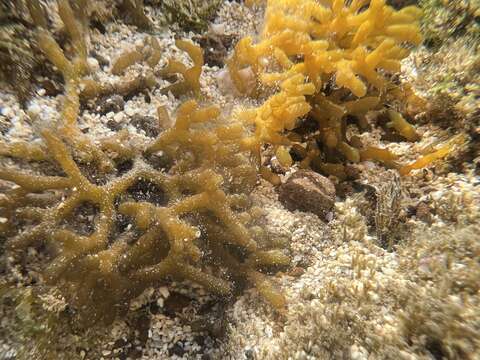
<box><xmin>227</xmin><ymin>0</ymin><xmax>458</xmax><ymax>179</ymax></box>
<box><xmin>0</xmin><ymin>0</ymin><xmax>289</xmax><ymax>327</ymax></box>
<box><xmin>0</xmin><ymin>99</ymin><xmax>289</xmax><ymax>325</ymax></box>
<box><xmin>159</xmin><ymin>0</ymin><xmax>223</xmax><ymax>32</ymax></box>
<box><xmin>158</xmin><ymin>39</ymin><xmax>203</xmax><ymax>97</ymax></box>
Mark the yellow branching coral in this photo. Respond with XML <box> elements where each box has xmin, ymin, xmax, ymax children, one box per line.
<box><xmin>229</xmin><ymin>0</ymin><xmax>425</xmax><ymax>177</ymax></box>
<box><xmin>2</xmin><ymin>3</ymin><xmax>290</xmax><ymax>325</ymax></box>
<box><xmin>112</xmin><ymin>50</ymin><xmax>144</xmax><ymax>75</ymax></box>
<box><xmin>0</xmin><ymin>141</ymin><xmax>49</xmax><ymax>162</ymax></box>
<box><xmin>75</xmin><ymin>36</ymin><xmax>163</xmax><ymax>101</ymax></box>
<box><xmin>158</xmin><ymin>39</ymin><xmax>204</xmax><ymax>97</ymax></box>
<box><xmin>0</xmin><ymin>99</ymin><xmax>288</xmax><ymax>324</ymax></box>
<box><xmin>80</xmin><ymin>72</ymin><xmax>157</xmax><ymax>101</ymax></box>
<box><xmin>230</xmin><ymin>0</ymin><xmax>421</xmax><ymax>96</ymax></box>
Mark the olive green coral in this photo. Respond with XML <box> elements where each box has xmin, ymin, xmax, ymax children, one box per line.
<box><xmin>158</xmin><ymin>39</ymin><xmax>204</xmax><ymax>97</ymax></box>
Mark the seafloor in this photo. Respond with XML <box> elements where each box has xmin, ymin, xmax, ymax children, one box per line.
<box><xmin>0</xmin><ymin>1</ymin><xmax>479</xmax><ymax>359</ymax></box>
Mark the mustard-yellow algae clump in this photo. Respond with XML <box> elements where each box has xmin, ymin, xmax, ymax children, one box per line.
<box><xmin>158</xmin><ymin>39</ymin><xmax>204</xmax><ymax>97</ymax></box>
<box><xmin>79</xmin><ymin>37</ymin><xmax>162</xmax><ymax>100</ymax></box>
<box><xmin>0</xmin><ymin>1</ymin><xmax>290</xmax><ymax>325</ymax></box>
<box><xmin>0</xmin><ymin>99</ymin><xmax>288</xmax><ymax>324</ymax></box>
<box><xmin>0</xmin><ymin>141</ymin><xmax>49</xmax><ymax>162</ymax></box>
<box><xmin>399</xmin><ymin>134</ymin><xmax>466</xmax><ymax>175</ymax></box>
<box><xmin>387</xmin><ymin>110</ymin><xmax>420</xmax><ymax>142</ymax></box>
<box><xmin>111</xmin><ymin>37</ymin><xmax>163</xmax><ymax>75</ymax></box>
<box><xmin>229</xmin><ymin>0</ymin><xmax>425</xmax><ymax>178</ymax></box>
<box><xmin>111</xmin><ymin>50</ymin><xmax>144</xmax><ymax>75</ymax></box>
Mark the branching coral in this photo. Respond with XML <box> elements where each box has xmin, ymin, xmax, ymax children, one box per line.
<box><xmin>79</xmin><ymin>37</ymin><xmax>163</xmax><ymax>103</ymax></box>
<box><xmin>1</xmin><ymin>0</ymin><xmax>469</xmax><ymax>333</ymax></box>
<box><xmin>228</xmin><ymin>0</ymin><xmax>435</xmax><ymax>177</ymax></box>
<box><xmin>0</xmin><ymin>99</ymin><xmax>288</xmax><ymax>324</ymax></box>
<box><xmin>399</xmin><ymin>133</ymin><xmax>467</xmax><ymax>175</ymax></box>
<box><xmin>229</xmin><ymin>0</ymin><xmax>422</xmax><ymax>95</ymax></box>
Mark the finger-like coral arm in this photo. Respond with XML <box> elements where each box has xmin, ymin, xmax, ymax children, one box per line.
<box><xmin>399</xmin><ymin>135</ymin><xmax>466</xmax><ymax>175</ymax></box>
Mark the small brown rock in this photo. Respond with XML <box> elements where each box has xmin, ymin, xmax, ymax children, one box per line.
<box><xmin>288</xmin><ymin>267</ymin><xmax>305</xmax><ymax>277</ymax></box>
<box><xmin>415</xmin><ymin>202</ymin><xmax>432</xmax><ymax>224</ymax></box>
<box><xmin>95</xmin><ymin>95</ymin><xmax>125</xmax><ymax>115</ymax></box>
<box><xmin>193</xmin><ymin>33</ymin><xmax>236</xmax><ymax>67</ymax></box>
<box><xmin>40</xmin><ymin>79</ymin><xmax>62</xmax><ymax>96</ymax></box>
<box><xmin>278</xmin><ymin>170</ymin><xmax>335</xmax><ymax>219</ymax></box>
<box><xmin>344</xmin><ymin>164</ymin><xmax>361</xmax><ymax>180</ymax></box>
<box><xmin>131</xmin><ymin>114</ymin><xmax>160</xmax><ymax>137</ymax></box>
<box><xmin>106</xmin><ymin>119</ymin><xmax>122</xmax><ymax>131</ymax></box>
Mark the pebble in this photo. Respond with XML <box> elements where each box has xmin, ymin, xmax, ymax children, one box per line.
<box><xmin>125</xmin><ymin>107</ymin><xmax>135</xmax><ymax>117</ymax></box>
<box><xmin>159</xmin><ymin>286</ymin><xmax>170</xmax><ymax>299</ymax></box>
<box><xmin>1</xmin><ymin>106</ymin><xmax>13</xmax><ymax>118</ymax></box>
<box><xmin>113</xmin><ymin>112</ymin><xmax>125</xmax><ymax>123</ymax></box>
<box><xmin>130</xmin><ymin>114</ymin><xmax>160</xmax><ymax>137</ymax></box>
<box><xmin>278</xmin><ymin>169</ymin><xmax>336</xmax><ymax>220</ymax></box>
<box><xmin>87</xmin><ymin>57</ymin><xmax>100</xmax><ymax>72</ymax></box>
<box><xmin>27</xmin><ymin>103</ymin><xmax>41</xmax><ymax>117</ymax></box>
<box><xmin>95</xmin><ymin>95</ymin><xmax>125</xmax><ymax>115</ymax></box>
<box><xmin>211</xmin><ymin>23</ymin><xmax>226</xmax><ymax>35</ymax></box>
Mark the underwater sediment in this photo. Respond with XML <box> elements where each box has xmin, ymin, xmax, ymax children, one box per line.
<box><xmin>0</xmin><ymin>0</ymin><xmax>479</xmax><ymax>359</ymax></box>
